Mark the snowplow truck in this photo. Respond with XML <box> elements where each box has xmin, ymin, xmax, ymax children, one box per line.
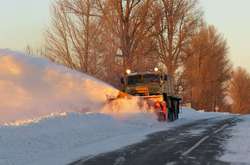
<box><xmin>120</xmin><ymin>71</ymin><xmax>181</xmax><ymax>121</ymax></box>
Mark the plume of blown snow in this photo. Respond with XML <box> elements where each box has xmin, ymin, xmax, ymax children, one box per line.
<box><xmin>101</xmin><ymin>96</ymin><xmax>153</xmax><ymax>119</ymax></box>
<box><xmin>0</xmin><ymin>49</ymin><xmax>120</xmax><ymax>124</ymax></box>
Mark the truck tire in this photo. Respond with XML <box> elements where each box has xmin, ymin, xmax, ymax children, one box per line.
<box><xmin>173</xmin><ymin>110</ymin><xmax>177</xmax><ymax>121</ymax></box>
<box><xmin>168</xmin><ymin>109</ymin><xmax>174</xmax><ymax>121</ymax></box>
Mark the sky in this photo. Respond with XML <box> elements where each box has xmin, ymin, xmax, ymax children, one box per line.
<box><xmin>0</xmin><ymin>0</ymin><xmax>249</xmax><ymax>70</ymax></box>
<box><xmin>0</xmin><ymin>0</ymin><xmax>53</xmax><ymax>50</ymax></box>
<box><xmin>200</xmin><ymin>0</ymin><xmax>250</xmax><ymax>71</ymax></box>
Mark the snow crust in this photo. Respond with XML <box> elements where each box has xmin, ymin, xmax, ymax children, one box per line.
<box><xmin>220</xmin><ymin>115</ymin><xmax>250</xmax><ymax>164</ymax></box>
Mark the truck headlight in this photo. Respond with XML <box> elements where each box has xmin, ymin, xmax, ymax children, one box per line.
<box><xmin>154</xmin><ymin>67</ymin><xmax>159</xmax><ymax>72</ymax></box>
<box><xmin>126</xmin><ymin>69</ymin><xmax>131</xmax><ymax>74</ymax></box>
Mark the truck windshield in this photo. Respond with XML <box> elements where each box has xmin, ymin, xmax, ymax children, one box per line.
<box><xmin>127</xmin><ymin>74</ymin><xmax>160</xmax><ymax>85</ymax></box>
<box><xmin>127</xmin><ymin>75</ymin><xmax>143</xmax><ymax>85</ymax></box>
<box><xmin>143</xmin><ymin>74</ymin><xmax>160</xmax><ymax>83</ymax></box>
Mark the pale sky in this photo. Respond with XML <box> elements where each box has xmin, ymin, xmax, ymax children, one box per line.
<box><xmin>0</xmin><ymin>0</ymin><xmax>249</xmax><ymax>70</ymax></box>
<box><xmin>0</xmin><ymin>0</ymin><xmax>53</xmax><ymax>50</ymax></box>
<box><xmin>200</xmin><ymin>0</ymin><xmax>250</xmax><ymax>71</ymax></box>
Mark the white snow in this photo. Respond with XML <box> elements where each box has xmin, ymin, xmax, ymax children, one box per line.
<box><xmin>0</xmin><ymin>109</ymin><xmax>227</xmax><ymax>165</ymax></box>
<box><xmin>0</xmin><ymin>49</ymin><xmax>119</xmax><ymax>124</ymax></box>
<box><xmin>0</xmin><ymin>49</ymin><xmax>233</xmax><ymax>165</ymax></box>
<box><xmin>220</xmin><ymin>115</ymin><xmax>250</xmax><ymax>164</ymax></box>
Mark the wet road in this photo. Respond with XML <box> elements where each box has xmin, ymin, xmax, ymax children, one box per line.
<box><xmin>70</xmin><ymin>117</ymin><xmax>240</xmax><ymax>165</ymax></box>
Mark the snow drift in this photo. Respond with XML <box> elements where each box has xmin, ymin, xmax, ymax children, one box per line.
<box><xmin>0</xmin><ymin>49</ymin><xmax>127</xmax><ymax>124</ymax></box>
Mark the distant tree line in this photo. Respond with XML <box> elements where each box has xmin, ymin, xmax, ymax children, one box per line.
<box><xmin>29</xmin><ymin>0</ymin><xmax>249</xmax><ymax>114</ymax></box>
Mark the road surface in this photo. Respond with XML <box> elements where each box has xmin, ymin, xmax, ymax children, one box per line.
<box><xmin>70</xmin><ymin>116</ymin><xmax>240</xmax><ymax>165</ymax></box>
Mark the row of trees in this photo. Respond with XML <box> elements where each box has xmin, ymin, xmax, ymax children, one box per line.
<box><xmin>229</xmin><ymin>68</ymin><xmax>250</xmax><ymax>114</ymax></box>
<box><xmin>38</xmin><ymin>0</ymin><xmax>248</xmax><ymax>114</ymax></box>
<box><xmin>44</xmin><ymin>0</ymin><xmax>202</xmax><ymax>84</ymax></box>
<box><xmin>182</xmin><ymin>26</ymin><xmax>231</xmax><ymax>112</ymax></box>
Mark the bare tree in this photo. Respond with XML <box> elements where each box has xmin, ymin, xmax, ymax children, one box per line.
<box><xmin>183</xmin><ymin>25</ymin><xmax>231</xmax><ymax>112</ymax></box>
<box><xmin>229</xmin><ymin>67</ymin><xmax>250</xmax><ymax>114</ymax></box>
<box><xmin>96</xmin><ymin>0</ymin><xmax>158</xmax><ymax>73</ymax></box>
<box><xmin>154</xmin><ymin>0</ymin><xmax>202</xmax><ymax>75</ymax></box>
<box><xmin>45</xmin><ymin>0</ymin><xmax>103</xmax><ymax>77</ymax></box>
<box><xmin>44</xmin><ymin>0</ymin><xmax>204</xmax><ymax>88</ymax></box>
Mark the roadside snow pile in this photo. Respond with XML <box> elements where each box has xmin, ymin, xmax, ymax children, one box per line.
<box><xmin>220</xmin><ymin>115</ymin><xmax>250</xmax><ymax>164</ymax></box>
<box><xmin>0</xmin><ymin>49</ymin><xmax>121</xmax><ymax>124</ymax></box>
<box><xmin>0</xmin><ymin>108</ymin><xmax>227</xmax><ymax>165</ymax></box>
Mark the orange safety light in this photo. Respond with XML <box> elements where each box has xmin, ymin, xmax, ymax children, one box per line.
<box><xmin>154</xmin><ymin>102</ymin><xmax>161</xmax><ymax>109</ymax></box>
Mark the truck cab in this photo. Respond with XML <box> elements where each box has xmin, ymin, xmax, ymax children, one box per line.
<box><xmin>120</xmin><ymin>70</ymin><xmax>181</xmax><ymax>121</ymax></box>
<box><xmin>121</xmin><ymin>72</ymin><xmax>175</xmax><ymax>96</ymax></box>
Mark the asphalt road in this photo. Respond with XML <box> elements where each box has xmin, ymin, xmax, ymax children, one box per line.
<box><xmin>70</xmin><ymin>116</ymin><xmax>240</xmax><ymax>165</ymax></box>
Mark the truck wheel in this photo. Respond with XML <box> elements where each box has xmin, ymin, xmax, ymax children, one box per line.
<box><xmin>173</xmin><ymin>111</ymin><xmax>177</xmax><ymax>121</ymax></box>
<box><xmin>168</xmin><ymin>110</ymin><xmax>173</xmax><ymax>121</ymax></box>
<box><xmin>175</xmin><ymin>110</ymin><xmax>178</xmax><ymax>120</ymax></box>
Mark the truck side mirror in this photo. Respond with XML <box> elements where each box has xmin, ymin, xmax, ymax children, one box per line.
<box><xmin>120</xmin><ymin>78</ymin><xmax>124</xmax><ymax>84</ymax></box>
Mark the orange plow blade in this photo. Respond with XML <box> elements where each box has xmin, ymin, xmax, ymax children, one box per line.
<box><xmin>105</xmin><ymin>92</ymin><xmax>166</xmax><ymax>118</ymax></box>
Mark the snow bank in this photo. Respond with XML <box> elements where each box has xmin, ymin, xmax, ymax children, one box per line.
<box><xmin>0</xmin><ymin>108</ymin><xmax>227</xmax><ymax>165</ymax></box>
<box><xmin>220</xmin><ymin>115</ymin><xmax>250</xmax><ymax>164</ymax></box>
<box><xmin>0</xmin><ymin>49</ymin><xmax>122</xmax><ymax>124</ymax></box>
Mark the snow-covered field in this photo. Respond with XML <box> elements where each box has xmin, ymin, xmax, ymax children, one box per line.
<box><xmin>220</xmin><ymin>115</ymin><xmax>250</xmax><ymax>164</ymax></box>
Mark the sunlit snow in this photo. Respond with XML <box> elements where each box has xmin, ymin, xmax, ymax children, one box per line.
<box><xmin>0</xmin><ymin>49</ymin><xmax>121</xmax><ymax>124</ymax></box>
